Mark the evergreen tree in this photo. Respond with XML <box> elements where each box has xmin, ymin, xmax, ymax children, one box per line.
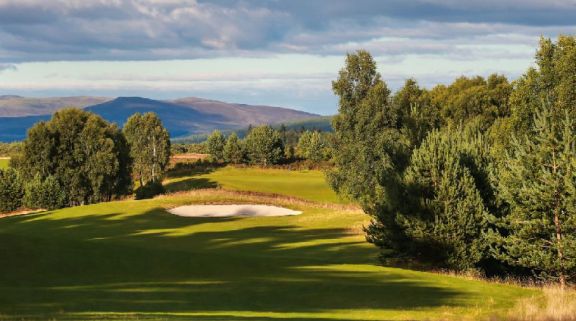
<box><xmin>400</xmin><ymin>126</ymin><xmax>492</xmax><ymax>270</ymax></box>
<box><xmin>206</xmin><ymin>130</ymin><xmax>226</xmax><ymax>162</ymax></box>
<box><xmin>494</xmin><ymin>103</ymin><xmax>576</xmax><ymax>287</ymax></box>
<box><xmin>244</xmin><ymin>126</ymin><xmax>284</xmax><ymax>166</ymax></box>
<box><xmin>223</xmin><ymin>133</ymin><xmax>244</xmax><ymax>164</ymax></box>
<box><xmin>123</xmin><ymin>112</ymin><xmax>170</xmax><ymax>186</ymax></box>
<box><xmin>0</xmin><ymin>168</ymin><xmax>23</xmax><ymax>212</ymax></box>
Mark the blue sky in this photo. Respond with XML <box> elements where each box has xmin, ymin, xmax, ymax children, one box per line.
<box><xmin>0</xmin><ymin>0</ymin><xmax>575</xmax><ymax>115</ymax></box>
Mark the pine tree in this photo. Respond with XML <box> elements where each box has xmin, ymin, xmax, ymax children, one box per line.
<box><xmin>495</xmin><ymin>103</ymin><xmax>576</xmax><ymax>287</ymax></box>
<box><xmin>400</xmin><ymin>126</ymin><xmax>492</xmax><ymax>270</ymax></box>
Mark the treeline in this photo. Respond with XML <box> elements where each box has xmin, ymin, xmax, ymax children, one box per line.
<box><xmin>329</xmin><ymin>36</ymin><xmax>576</xmax><ymax>287</ymax></box>
<box><xmin>0</xmin><ymin>109</ymin><xmax>170</xmax><ymax>212</ymax></box>
<box><xmin>205</xmin><ymin>125</ymin><xmax>333</xmax><ymax>166</ymax></box>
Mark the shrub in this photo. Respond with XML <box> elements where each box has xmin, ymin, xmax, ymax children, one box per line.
<box><xmin>24</xmin><ymin>175</ymin><xmax>67</xmax><ymax>210</ymax></box>
<box><xmin>135</xmin><ymin>180</ymin><xmax>165</xmax><ymax>200</ymax></box>
<box><xmin>0</xmin><ymin>168</ymin><xmax>24</xmax><ymax>212</ymax></box>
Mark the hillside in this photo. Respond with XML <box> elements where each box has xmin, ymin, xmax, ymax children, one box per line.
<box><xmin>0</xmin><ymin>95</ymin><xmax>110</xmax><ymax>117</ymax></box>
<box><xmin>0</xmin><ymin>96</ymin><xmax>320</xmax><ymax>141</ymax></box>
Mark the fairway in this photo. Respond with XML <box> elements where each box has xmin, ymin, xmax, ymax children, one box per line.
<box><xmin>165</xmin><ymin>166</ymin><xmax>346</xmax><ymax>203</ymax></box>
<box><xmin>0</xmin><ymin>168</ymin><xmax>537</xmax><ymax>320</ymax></box>
<box><xmin>0</xmin><ymin>158</ymin><xmax>9</xmax><ymax>169</ymax></box>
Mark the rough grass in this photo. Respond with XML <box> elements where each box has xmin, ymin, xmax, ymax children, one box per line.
<box><xmin>500</xmin><ymin>287</ymin><xmax>576</xmax><ymax>321</ymax></box>
<box><xmin>0</xmin><ymin>167</ymin><xmax>539</xmax><ymax>320</ymax></box>
<box><xmin>0</xmin><ymin>158</ymin><xmax>9</xmax><ymax>169</ymax></box>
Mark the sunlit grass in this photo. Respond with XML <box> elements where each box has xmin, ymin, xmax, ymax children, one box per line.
<box><xmin>0</xmin><ymin>158</ymin><xmax>9</xmax><ymax>169</ymax></box>
<box><xmin>0</xmin><ymin>168</ymin><xmax>538</xmax><ymax>320</ymax></box>
<box><xmin>164</xmin><ymin>165</ymin><xmax>346</xmax><ymax>204</ymax></box>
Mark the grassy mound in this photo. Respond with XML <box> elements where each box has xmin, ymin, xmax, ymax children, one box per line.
<box><xmin>0</xmin><ymin>168</ymin><xmax>537</xmax><ymax>320</ymax></box>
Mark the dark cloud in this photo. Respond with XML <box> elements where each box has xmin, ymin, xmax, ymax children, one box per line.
<box><xmin>0</xmin><ymin>0</ymin><xmax>574</xmax><ymax>62</ymax></box>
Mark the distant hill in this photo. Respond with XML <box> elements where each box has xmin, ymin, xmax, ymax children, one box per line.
<box><xmin>173</xmin><ymin>116</ymin><xmax>334</xmax><ymax>144</ymax></box>
<box><xmin>0</xmin><ymin>96</ymin><xmax>110</xmax><ymax>117</ymax></box>
<box><xmin>0</xmin><ymin>96</ymin><xmax>320</xmax><ymax>142</ymax></box>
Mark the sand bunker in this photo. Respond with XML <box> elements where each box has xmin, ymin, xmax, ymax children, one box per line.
<box><xmin>168</xmin><ymin>204</ymin><xmax>302</xmax><ymax>218</ymax></box>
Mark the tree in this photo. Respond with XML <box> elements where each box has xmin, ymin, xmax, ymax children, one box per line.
<box><xmin>23</xmin><ymin>175</ymin><xmax>66</xmax><ymax>210</ymax></box>
<box><xmin>328</xmin><ymin>50</ymin><xmax>411</xmax><ymax>251</ymax></box>
<box><xmin>297</xmin><ymin>131</ymin><xmax>328</xmax><ymax>163</ymax></box>
<box><xmin>399</xmin><ymin>126</ymin><xmax>492</xmax><ymax>270</ymax></box>
<box><xmin>494</xmin><ymin>104</ymin><xmax>576</xmax><ymax>287</ymax></box>
<box><xmin>0</xmin><ymin>168</ymin><xmax>23</xmax><ymax>212</ymax></box>
<box><xmin>428</xmin><ymin>74</ymin><xmax>511</xmax><ymax>130</ymax></box>
<box><xmin>223</xmin><ymin>133</ymin><xmax>244</xmax><ymax>164</ymax></box>
<box><xmin>123</xmin><ymin>112</ymin><xmax>170</xmax><ymax>186</ymax></box>
<box><xmin>15</xmin><ymin>108</ymin><xmax>132</xmax><ymax>206</ymax></box>
<box><xmin>244</xmin><ymin>126</ymin><xmax>284</xmax><ymax>166</ymax></box>
<box><xmin>206</xmin><ymin>130</ymin><xmax>226</xmax><ymax>162</ymax></box>
<box><xmin>510</xmin><ymin>36</ymin><xmax>576</xmax><ymax>137</ymax></box>
<box><xmin>393</xmin><ymin>79</ymin><xmax>441</xmax><ymax>146</ymax></box>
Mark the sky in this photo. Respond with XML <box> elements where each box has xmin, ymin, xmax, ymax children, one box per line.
<box><xmin>0</xmin><ymin>0</ymin><xmax>575</xmax><ymax>115</ymax></box>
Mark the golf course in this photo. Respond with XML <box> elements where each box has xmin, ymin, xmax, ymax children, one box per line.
<box><xmin>0</xmin><ymin>165</ymin><xmax>538</xmax><ymax>320</ymax></box>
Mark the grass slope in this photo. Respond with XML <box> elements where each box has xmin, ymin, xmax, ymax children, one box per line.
<box><xmin>0</xmin><ymin>158</ymin><xmax>9</xmax><ymax>169</ymax></box>
<box><xmin>164</xmin><ymin>166</ymin><xmax>344</xmax><ymax>204</ymax></box>
<box><xmin>0</xmin><ymin>168</ymin><xmax>537</xmax><ymax>320</ymax></box>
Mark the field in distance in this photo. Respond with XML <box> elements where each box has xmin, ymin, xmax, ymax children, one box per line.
<box><xmin>0</xmin><ymin>165</ymin><xmax>538</xmax><ymax>320</ymax></box>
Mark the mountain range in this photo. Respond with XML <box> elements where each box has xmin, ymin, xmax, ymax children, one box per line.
<box><xmin>0</xmin><ymin>96</ymin><xmax>320</xmax><ymax>142</ymax></box>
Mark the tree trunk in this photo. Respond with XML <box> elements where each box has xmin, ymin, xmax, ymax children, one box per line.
<box><xmin>552</xmin><ymin>149</ymin><xmax>566</xmax><ymax>289</ymax></box>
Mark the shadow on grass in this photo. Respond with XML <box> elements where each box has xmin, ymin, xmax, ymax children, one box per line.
<box><xmin>164</xmin><ymin>177</ymin><xmax>218</xmax><ymax>193</ymax></box>
<box><xmin>0</xmin><ymin>207</ymin><xmax>466</xmax><ymax>320</ymax></box>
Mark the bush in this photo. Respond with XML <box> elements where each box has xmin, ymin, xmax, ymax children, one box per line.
<box><xmin>0</xmin><ymin>168</ymin><xmax>24</xmax><ymax>212</ymax></box>
<box><xmin>135</xmin><ymin>181</ymin><xmax>165</xmax><ymax>200</ymax></box>
<box><xmin>24</xmin><ymin>175</ymin><xmax>67</xmax><ymax>210</ymax></box>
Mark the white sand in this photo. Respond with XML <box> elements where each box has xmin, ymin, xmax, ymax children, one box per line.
<box><xmin>168</xmin><ymin>204</ymin><xmax>302</xmax><ymax>218</ymax></box>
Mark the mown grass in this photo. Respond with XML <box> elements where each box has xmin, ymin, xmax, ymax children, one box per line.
<box><xmin>164</xmin><ymin>165</ymin><xmax>346</xmax><ymax>204</ymax></box>
<box><xmin>0</xmin><ymin>158</ymin><xmax>9</xmax><ymax>169</ymax></box>
<box><xmin>0</xmin><ymin>168</ymin><xmax>538</xmax><ymax>320</ymax></box>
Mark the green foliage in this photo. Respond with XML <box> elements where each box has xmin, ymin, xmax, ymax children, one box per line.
<box><xmin>23</xmin><ymin>175</ymin><xmax>66</xmax><ymax>210</ymax></box>
<box><xmin>494</xmin><ymin>103</ymin><xmax>576</xmax><ymax>286</ymax></box>
<box><xmin>207</xmin><ymin>130</ymin><xmax>226</xmax><ymax>162</ymax></box>
<box><xmin>244</xmin><ymin>125</ymin><xmax>284</xmax><ymax>166</ymax></box>
<box><xmin>510</xmin><ymin>36</ymin><xmax>576</xmax><ymax>137</ymax></box>
<box><xmin>399</xmin><ymin>126</ymin><xmax>492</xmax><ymax>270</ymax></box>
<box><xmin>223</xmin><ymin>133</ymin><xmax>244</xmax><ymax>164</ymax></box>
<box><xmin>123</xmin><ymin>112</ymin><xmax>170</xmax><ymax>185</ymax></box>
<box><xmin>328</xmin><ymin>50</ymin><xmax>410</xmax><ymax>250</ymax></box>
<box><xmin>15</xmin><ymin>108</ymin><xmax>132</xmax><ymax>207</ymax></box>
<box><xmin>0</xmin><ymin>142</ymin><xmax>22</xmax><ymax>157</ymax></box>
<box><xmin>393</xmin><ymin>79</ymin><xmax>441</xmax><ymax>146</ymax></box>
<box><xmin>429</xmin><ymin>74</ymin><xmax>511</xmax><ymax>129</ymax></box>
<box><xmin>0</xmin><ymin>168</ymin><xmax>23</xmax><ymax>212</ymax></box>
<box><xmin>296</xmin><ymin>131</ymin><xmax>330</xmax><ymax>163</ymax></box>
